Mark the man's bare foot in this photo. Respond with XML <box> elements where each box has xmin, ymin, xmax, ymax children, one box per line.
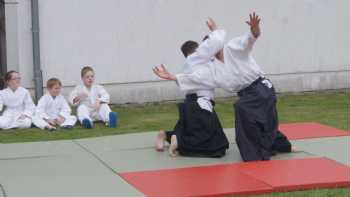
<box><xmin>169</xmin><ymin>135</ymin><xmax>178</xmax><ymax>157</ymax></box>
<box><xmin>155</xmin><ymin>130</ymin><xmax>166</xmax><ymax>151</ymax></box>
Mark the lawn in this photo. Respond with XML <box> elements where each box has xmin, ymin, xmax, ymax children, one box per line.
<box><xmin>242</xmin><ymin>187</ymin><xmax>350</xmax><ymax>197</ymax></box>
<box><xmin>0</xmin><ymin>90</ymin><xmax>349</xmax><ymax>143</ymax></box>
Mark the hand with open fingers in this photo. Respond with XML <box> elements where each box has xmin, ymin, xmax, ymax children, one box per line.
<box><xmin>246</xmin><ymin>12</ymin><xmax>261</xmax><ymax>38</ymax></box>
<box><xmin>152</xmin><ymin>64</ymin><xmax>177</xmax><ymax>81</ymax></box>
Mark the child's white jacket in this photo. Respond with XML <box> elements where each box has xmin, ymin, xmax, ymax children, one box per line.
<box><xmin>35</xmin><ymin>93</ymin><xmax>73</xmax><ymax>120</ymax></box>
<box><xmin>0</xmin><ymin>87</ymin><xmax>35</xmax><ymax>118</ymax></box>
<box><xmin>69</xmin><ymin>84</ymin><xmax>110</xmax><ymax>108</ymax></box>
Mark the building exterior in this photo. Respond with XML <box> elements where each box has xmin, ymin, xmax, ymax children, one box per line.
<box><xmin>2</xmin><ymin>0</ymin><xmax>350</xmax><ymax>104</ymax></box>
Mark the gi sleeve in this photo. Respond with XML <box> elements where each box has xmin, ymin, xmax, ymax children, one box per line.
<box><xmin>69</xmin><ymin>86</ymin><xmax>80</xmax><ymax>106</ymax></box>
<box><xmin>59</xmin><ymin>97</ymin><xmax>72</xmax><ymax>119</ymax></box>
<box><xmin>225</xmin><ymin>31</ymin><xmax>257</xmax><ymax>54</ymax></box>
<box><xmin>97</xmin><ymin>85</ymin><xmax>110</xmax><ymax>103</ymax></box>
<box><xmin>186</xmin><ymin>29</ymin><xmax>226</xmax><ymax>66</ymax></box>
<box><xmin>35</xmin><ymin>96</ymin><xmax>50</xmax><ymax>120</ymax></box>
<box><xmin>176</xmin><ymin>67</ymin><xmax>217</xmax><ymax>91</ymax></box>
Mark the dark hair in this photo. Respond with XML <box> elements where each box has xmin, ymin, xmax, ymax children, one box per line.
<box><xmin>81</xmin><ymin>66</ymin><xmax>94</xmax><ymax>78</ymax></box>
<box><xmin>4</xmin><ymin>70</ymin><xmax>18</xmax><ymax>82</ymax></box>
<box><xmin>181</xmin><ymin>40</ymin><xmax>198</xmax><ymax>57</ymax></box>
<box><xmin>47</xmin><ymin>78</ymin><xmax>62</xmax><ymax>89</ymax></box>
<box><xmin>1</xmin><ymin>70</ymin><xmax>19</xmax><ymax>89</ymax></box>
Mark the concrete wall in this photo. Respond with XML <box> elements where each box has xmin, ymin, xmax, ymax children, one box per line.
<box><xmin>4</xmin><ymin>0</ymin><xmax>350</xmax><ymax>103</ymax></box>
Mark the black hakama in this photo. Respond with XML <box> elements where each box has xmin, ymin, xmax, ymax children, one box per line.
<box><xmin>234</xmin><ymin>78</ymin><xmax>291</xmax><ymax>161</ymax></box>
<box><xmin>166</xmin><ymin>94</ymin><xmax>229</xmax><ymax>158</ymax></box>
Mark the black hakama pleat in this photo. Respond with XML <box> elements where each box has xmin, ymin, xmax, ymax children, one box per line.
<box><xmin>166</xmin><ymin>94</ymin><xmax>229</xmax><ymax>158</ymax></box>
<box><xmin>235</xmin><ymin>78</ymin><xmax>291</xmax><ymax>161</ymax></box>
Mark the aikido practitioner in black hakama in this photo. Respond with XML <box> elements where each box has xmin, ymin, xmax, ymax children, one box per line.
<box><xmin>153</xmin><ymin>28</ymin><xmax>229</xmax><ymax>158</ymax></box>
<box><xmin>155</xmin><ymin>13</ymin><xmax>291</xmax><ymax>161</ymax></box>
<box><xmin>220</xmin><ymin>13</ymin><xmax>292</xmax><ymax>161</ymax></box>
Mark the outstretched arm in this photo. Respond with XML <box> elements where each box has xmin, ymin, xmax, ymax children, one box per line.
<box><xmin>153</xmin><ymin>64</ymin><xmax>218</xmax><ymax>91</ymax></box>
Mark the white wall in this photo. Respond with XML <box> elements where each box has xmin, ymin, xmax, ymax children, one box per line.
<box><xmin>5</xmin><ymin>0</ymin><xmax>350</xmax><ymax>103</ymax></box>
<box><xmin>4</xmin><ymin>0</ymin><xmax>19</xmax><ymax>72</ymax></box>
<box><xmin>4</xmin><ymin>0</ymin><xmax>33</xmax><ymax>87</ymax></box>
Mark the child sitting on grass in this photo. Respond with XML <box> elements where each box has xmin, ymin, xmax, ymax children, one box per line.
<box><xmin>0</xmin><ymin>71</ymin><xmax>35</xmax><ymax>130</ymax></box>
<box><xmin>33</xmin><ymin>78</ymin><xmax>77</xmax><ymax>131</ymax></box>
<box><xmin>69</xmin><ymin>66</ymin><xmax>117</xmax><ymax>129</ymax></box>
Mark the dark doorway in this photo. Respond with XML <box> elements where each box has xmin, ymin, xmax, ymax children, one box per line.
<box><xmin>0</xmin><ymin>0</ymin><xmax>6</xmax><ymax>77</ymax></box>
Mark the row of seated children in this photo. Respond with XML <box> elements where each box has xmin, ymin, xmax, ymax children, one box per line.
<box><xmin>0</xmin><ymin>66</ymin><xmax>118</xmax><ymax>131</ymax></box>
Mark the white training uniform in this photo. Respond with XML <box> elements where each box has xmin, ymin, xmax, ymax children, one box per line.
<box><xmin>69</xmin><ymin>84</ymin><xmax>111</xmax><ymax>124</ymax></box>
<box><xmin>32</xmin><ymin>93</ymin><xmax>77</xmax><ymax>129</ymax></box>
<box><xmin>175</xmin><ymin>30</ymin><xmax>227</xmax><ymax>112</ymax></box>
<box><xmin>176</xmin><ymin>29</ymin><xmax>265</xmax><ymax>94</ymax></box>
<box><xmin>219</xmin><ymin>30</ymin><xmax>265</xmax><ymax>92</ymax></box>
<box><xmin>0</xmin><ymin>87</ymin><xmax>35</xmax><ymax>129</ymax></box>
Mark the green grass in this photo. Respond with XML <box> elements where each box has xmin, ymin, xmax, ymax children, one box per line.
<box><xmin>235</xmin><ymin>187</ymin><xmax>350</xmax><ymax>197</ymax></box>
<box><xmin>0</xmin><ymin>90</ymin><xmax>349</xmax><ymax>143</ymax></box>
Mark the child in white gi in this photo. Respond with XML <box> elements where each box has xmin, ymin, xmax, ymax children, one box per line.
<box><xmin>0</xmin><ymin>71</ymin><xmax>35</xmax><ymax>129</ymax></box>
<box><xmin>69</xmin><ymin>66</ymin><xmax>117</xmax><ymax>129</ymax></box>
<box><xmin>33</xmin><ymin>78</ymin><xmax>77</xmax><ymax>131</ymax></box>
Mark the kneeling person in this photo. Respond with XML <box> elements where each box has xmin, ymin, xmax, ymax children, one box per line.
<box><xmin>153</xmin><ymin>39</ymin><xmax>229</xmax><ymax>158</ymax></box>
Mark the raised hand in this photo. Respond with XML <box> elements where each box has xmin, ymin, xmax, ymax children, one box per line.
<box><xmin>152</xmin><ymin>64</ymin><xmax>176</xmax><ymax>81</ymax></box>
<box><xmin>206</xmin><ymin>17</ymin><xmax>218</xmax><ymax>32</ymax></box>
<box><xmin>246</xmin><ymin>12</ymin><xmax>261</xmax><ymax>38</ymax></box>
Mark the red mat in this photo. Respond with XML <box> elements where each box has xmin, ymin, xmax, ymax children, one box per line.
<box><xmin>121</xmin><ymin>164</ymin><xmax>273</xmax><ymax>197</ymax></box>
<box><xmin>279</xmin><ymin>122</ymin><xmax>350</xmax><ymax>140</ymax></box>
<box><xmin>120</xmin><ymin>158</ymin><xmax>350</xmax><ymax>197</ymax></box>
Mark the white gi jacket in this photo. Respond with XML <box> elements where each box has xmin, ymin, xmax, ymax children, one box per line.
<box><xmin>35</xmin><ymin>93</ymin><xmax>73</xmax><ymax>120</ymax></box>
<box><xmin>69</xmin><ymin>84</ymin><xmax>110</xmax><ymax>108</ymax></box>
<box><xmin>0</xmin><ymin>87</ymin><xmax>35</xmax><ymax>117</ymax></box>
<box><xmin>0</xmin><ymin>87</ymin><xmax>35</xmax><ymax>129</ymax></box>
<box><xmin>176</xmin><ymin>29</ymin><xmax>265</xmax><ymax>95</ymax></box>
<box><xmin>176</xmin><ymin>30</ymin><xmax>226</xmax><ymax>112</ymax></box>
